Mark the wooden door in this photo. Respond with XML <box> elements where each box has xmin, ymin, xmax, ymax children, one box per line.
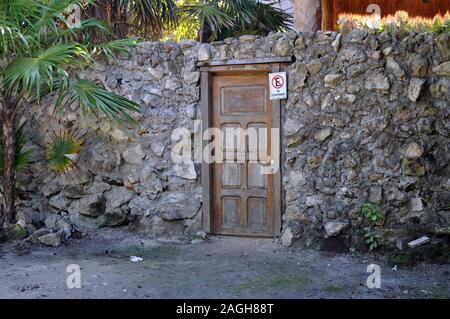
<box><xmin>211</xmin><ymin>71</ymin><xmax>275</xmax><ymax>237</ymax></box>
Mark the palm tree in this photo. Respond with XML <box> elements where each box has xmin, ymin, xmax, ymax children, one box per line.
<box><xmin>86</xmin><ymin>0</ymin><xmax>178</xmax><ymax>40</ymax></box>
<box><xmin>180</xmin><ymin>0</ymin><xmax>293</xmax><ymax>42</ymax></box>
<box><xmin>0</xmin><ymin>0</ymin><xmax>140</xmax><ymax>228</ymax></box>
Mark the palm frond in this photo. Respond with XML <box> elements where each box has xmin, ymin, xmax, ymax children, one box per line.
<box><xmin>0</xmin><ymin>25</ymin><xmax>35</xmax><ymax>58</ymax></box>
<box><xmin>55</xmin><ymin>78</ymin><xmax>140</xmax><ymax>125</ymax></box>
<box><xmin>33</xmin><ymin>0</ymin><xmax>84</xmax><ymax>34</ymax></box>
<box><xmin>47</xmin><ymin>128</ymin><xmax>83</xmax><ymax>174</ymax></box>
<box><xmin>181</xmin><ymin>2</ymin><xmax>235</xmax><ymax>40</ymax></box>
<box><xmin>180</xmin><ymin>0</ymin><xmax>292</xmax><ymax>42</ymax></box>
<box><xmin>0</xmin><ymin>0</ymin><xmax>38</xmax><ymax>56</ymax></box>
<box><xmin>0</xmin><ymin>0</ymin><xmax>40</xmax><ymax>27</ymax></box>
<box><xmin>128</xmin><ymin>0</ymin><xmax>178</xmax><ymax>39</ymax></box>
<box><xmin>84</xmin><ymin>0</ymin><xmax>178</xmax><ymax>40</ymax></box>
<box><xmin>46</xmin><ymin>18</ymin><xmax>113</xmax><ymax>46</ymax></box>
<box><xmin>253</xmin><ymin>1</ymin><xmax>293</xmax><ymax>33</ymax></box>
<box><xmin>3</xmin><ymin>43</ymin><xmax>89</xmax><ymax>98</ymax></box>
<box><xmin>222</xmin><ymin>0</ymin><xmax>256</xmax><ymax>26</ymax></box>
<box><xmin>0</xmin><ymin>125</ymin><xmax>33</xmax><ymax>172</ymax></box>
<box><xmin>92</xmin><ymin>38</ymin><xmax>138</xmax><ymax>60</ymax></box>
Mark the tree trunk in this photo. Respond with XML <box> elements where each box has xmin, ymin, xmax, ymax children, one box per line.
<box><xmin>294</xmin><ymin>0</ymin><xmax>322</xmax><ymax>32</ymax></box>
<box><xmin>199</xmin><ymin>16</ymin><xmax>207</xmax><ymax>43</ymax></box>
<box><xmin>1</xmin><ymin>98</ymin><xmax>17</xmax><ymax>225</ymax></box>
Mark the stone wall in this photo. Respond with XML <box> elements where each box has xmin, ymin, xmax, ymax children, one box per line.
<box><xmin>19</xmin><ymin>40</ymin><xmax>204</xmax><ymax>239</ymax></box>
<box><xmin>278</xmin><ymin>30</ymin><xmax>450</xmax><ymax>250</ymax></box>
<box><xmin>16</xmin><ymin>29</ymin><xmax>450</xmax><ymax>250</ymax></box>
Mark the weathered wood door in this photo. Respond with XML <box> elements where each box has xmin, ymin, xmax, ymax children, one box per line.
<box><xmin>211</xmin><ymin>71</ymin><xmax>276</xmax><ymax>237</ymax></box>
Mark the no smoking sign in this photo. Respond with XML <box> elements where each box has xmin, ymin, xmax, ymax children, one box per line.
<box><xmin>269</xmin><ymin>72</ymin><xmax>287</xmax><ymax>100</ymax></box>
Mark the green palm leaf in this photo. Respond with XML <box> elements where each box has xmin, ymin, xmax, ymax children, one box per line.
<box><xmin>0</xmin><ymin>0</ymin><xmax>40</xmax><ymax>26</ymax></box>
<box><xmin>86</xmin><ymin>0</ymin><xmax>178</xmax><ymax>40</ymax></box>
<box><xmin>92</xmin><ymin>38</ymin><xmax>138</xmax><ymax>60</ymax></box>
<box><xmin>222</xmin><ymin>0</ymin><xmax>256</xmax><ymax>25</ymax></box>
<box><xmin>33</xmin><ymin>0</ymin><xmax>84</xmax><ymax>34</ymax></box>
<box><xmin>47</xmin><ymin>129</ymin><xmax>83</xmax><ymax>174</ymax></box>
<box><xmin>254</xmin><ymin>1</ymin><xmax>293</xmax><ymax>32</ymax></box>
<box><xmin>3</xmin><ymin>43</ymin><xmax>89</xmax><ymax>98</ymax></box>
<box><xmin>0</xmin><ymin>125</ymin><xmax>33</xmax><ymax>172</ymax></box>
<box><xmin>181</xmin><ymin>2</ymin><xmax>234</xmax><ymax>41</ymax></box>
<box><xmin>128</xmin><ymin>0</ymin><xmax>178</xmax><ymax>38</ymax></box>
<box><xmin>0</xmin><ymin>25</ymin><xmax>35</xmax><ymax>58</ymax></box>
<box><xmin>44</xmin><ymin>18</ymin><xmax>113</xmax><ymax>46</ymax></box>
<box><xmin>180</xmin><ymin>0</ymin><xmax>292</xmax><ymax>42</ymax></box>
<box><xmin>55</xmin><ymin>78</ymin><xmax>140</xmax><ymax>125</ymax></box>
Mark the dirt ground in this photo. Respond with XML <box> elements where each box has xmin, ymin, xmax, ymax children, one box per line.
<box><xmin>0</xmin><ymin>228</ymin><xmax>449</xmax><ymax>299</ymax></box>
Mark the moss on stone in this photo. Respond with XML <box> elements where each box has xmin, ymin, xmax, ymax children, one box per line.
<box><xmin>3</xmin><ymin>224</ymin><xmax>28</xmax><ymax>241</ymax></box>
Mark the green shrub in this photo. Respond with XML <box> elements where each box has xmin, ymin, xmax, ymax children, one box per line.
<box><xmin>361</xmin><ymin>203</ymin><xmax>383</xmax><ymax>223</ymax></box>
<box><xmin>361</xmin><ymin>202</ymin><xmax>383</xmax><ymax>251</ymax></box>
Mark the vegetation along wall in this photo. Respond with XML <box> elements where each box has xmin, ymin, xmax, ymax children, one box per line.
<box><xmin>19</xmin><ymin>29</ymin><xmax>450</xmax><ymax>251</ymax></box>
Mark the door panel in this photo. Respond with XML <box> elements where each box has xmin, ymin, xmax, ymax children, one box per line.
<box><xmin>222</xmin><ymin>86</ymin><xmax>267</xmax><ymax>114</ymax></box>
<box><xmin>212</xmin><ymin>72</ymin><xmax>275</xmax><ymax>237</ymax></box>
<box><xmin>221</xmin><ymin>197</ymin><xmax>241</xmax><ymax>226</ymax></box>
<box><xmin>248</xmin><ymin>197</ymin><xmax>268</xmax><ymax>228</ymax></box>
<box><xmin>248</xmin><ymin>163</ymin><xmax>266</xmax><ymax>189</ymax></box>
<box><xmin>222</xmin><ymin>162</ymin><xmax>240</xmax><ymax>188</ymax></box>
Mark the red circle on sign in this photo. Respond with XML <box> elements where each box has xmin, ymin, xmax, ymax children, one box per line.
<box><xmin>272</xmin><ymin>75</ymin><xmax>284</xmax><ymax>89</ymax></box>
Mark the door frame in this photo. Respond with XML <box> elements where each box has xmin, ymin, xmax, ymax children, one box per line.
<box><xmin>198</xmin><ymin>57</ymin><xmax>291</xmax><ymax>237</ymax></box>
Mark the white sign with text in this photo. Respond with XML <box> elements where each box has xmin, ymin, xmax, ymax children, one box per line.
<box><xmin>269</xmin><ymin>72</ymin><xmax>287</xmax><ymax>100</ymax></box>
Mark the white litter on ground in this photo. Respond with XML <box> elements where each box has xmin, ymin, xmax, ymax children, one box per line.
<box><xmin>408</xmin><ymin>236</ymin><xmax>430</xmax><ymax>248</ymax></box>
<box><xmin>130</xmin><ymin>256</ymin><xmax>143</xmax><ymax>262</ymax></box>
